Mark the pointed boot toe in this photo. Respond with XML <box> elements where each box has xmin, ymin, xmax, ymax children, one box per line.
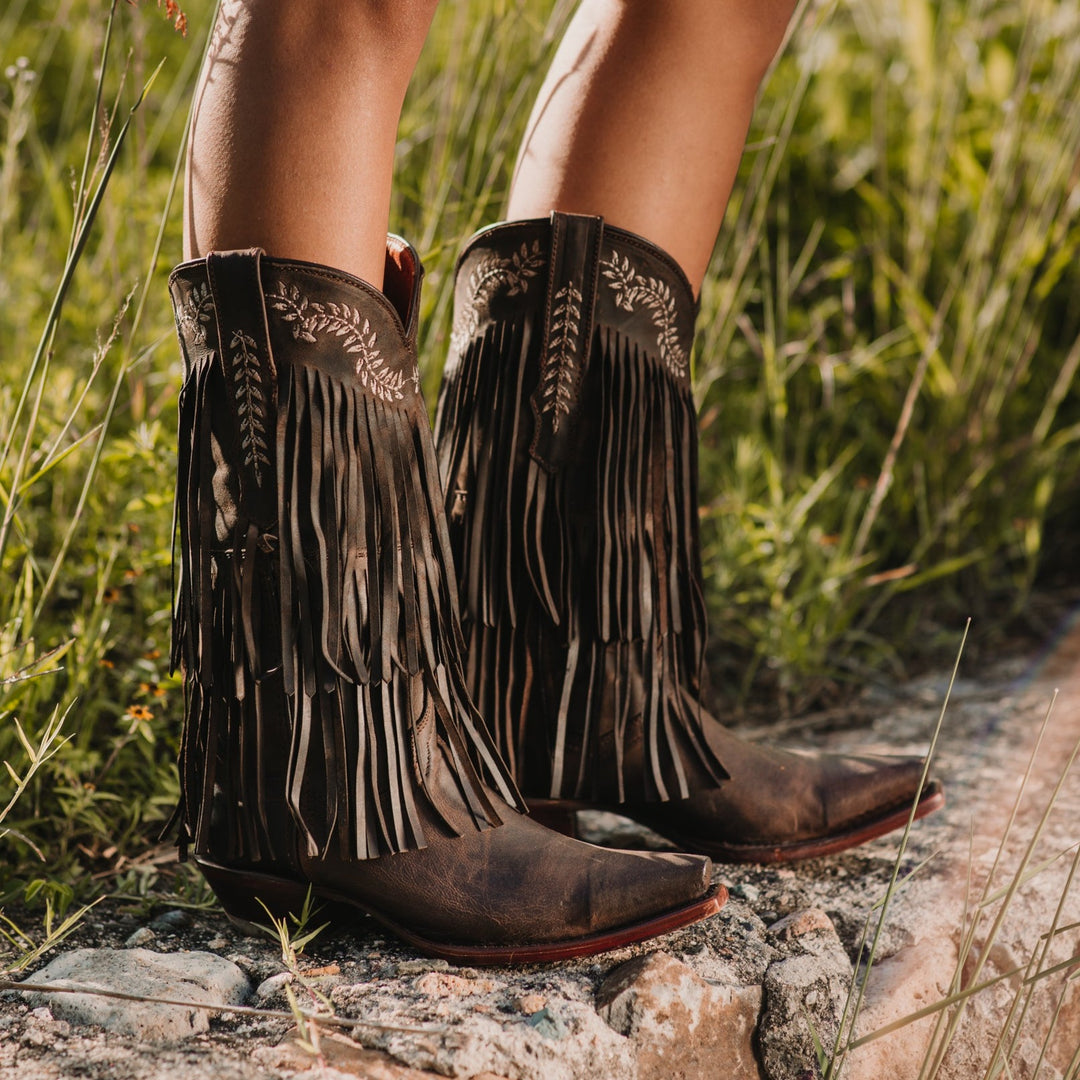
<box><xmin>625</xmin><ymin>736</ymin><xmax>944</xmax><ymax>864</ymax></box>
<box><xmin>815</xmin><ymin>751</ymin><xmax>942</xmax><ymax>834</ymax></box>
<box><xmin>282</xmin><ymin>807</ymin><xmax>722</xmax><ymax>964</ymax></box>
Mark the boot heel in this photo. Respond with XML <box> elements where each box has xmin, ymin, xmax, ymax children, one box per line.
<box><xmin>527</xmin><ymin>801</ymin><xmax>580</xmax><ymax>838</ymax></box>
<box><xmin>196</xmin><ymin>860</ymin><xmax>312</xmax><ymax>935</ymax></box>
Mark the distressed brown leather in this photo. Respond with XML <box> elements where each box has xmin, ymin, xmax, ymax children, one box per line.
<box><xmin>168</xmin><ymin>239</ymin><xmax>716</xmax><ymax>948</ymax></box>
<box><xmin>298</xmin><ymin>741</ymin><xmax>711</xmax><ymax>945</ymax></box>
<box><xmin>434</xmin><ymin>214</ymin><xmax>942</xmax><ymax>860</ymax></box>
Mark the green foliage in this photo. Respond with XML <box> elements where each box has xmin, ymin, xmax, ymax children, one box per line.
<box><xmin>1</xmin><ymin>0</ymin><xmax>1079</xmax><ymax>915</ymax></box>
<box><xmin>697</xmin><ymin>0</ymin><xmax>1080</xmax><ymax>701</ymax></box>
<box><xmin>0</xmin><ymin>0</ymin><xmax>196</xmax><ymax>910</ymax></box>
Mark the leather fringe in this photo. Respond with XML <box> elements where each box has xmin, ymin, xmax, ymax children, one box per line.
<box><xmin>274</xmin><ymin>357</ymin><xmax>516</xmax><ymax>858</ymax></box>
<box><xmin>437</xmin><ymin>222</ymin><xmax>726</xmax><ymax>803</ymax></box>
<box><xmin>170</xmin><ymin>348</ymin><xmax>286</xmax><ymax>864</ymax></box>
<box><xmin>170</xmin><ymin>251</ymin><xmax>521</xmax><ymax>864</ymax></box>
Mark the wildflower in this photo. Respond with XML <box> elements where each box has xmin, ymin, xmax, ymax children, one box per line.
<box><xmin>4</xmin><ymin>57</ymin><xmax>35</xmax><ymax>84</ymax></box>
<box><xmin>160</xmin><ymin>0</ymin><xmax>188</xmax><ymax>36</ymax></box>
<box><xmin>127</xmin><ymin>704</ymin><xmax>153</xmax><ymax>722</ymax></box>
<box><xmin>125</xmin><ymin>0</ymin><xmax>187</xmax><ymax>36</ymax></box>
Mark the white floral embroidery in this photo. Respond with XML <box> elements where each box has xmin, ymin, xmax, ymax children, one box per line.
<box><xmin>229</xmin><ymin>329</ymin><xmax>271</xmax><ymax>485</ymax></box>
<box><xmin>267</xmin><ymin>282</ymin><xmax>407</xmax><ymax>403</ymax></box>
<box><xmin>450</xmin><ymin>240</ymin><xmax>546</xmax><ymax>358</ymax></box>
<box><xmin>539</xmin><ymin>282</ymin><xmax>583</xmax><ymax>431</ymax></box>
<box><xmin>176</xmin><ymin>282</ymin><xmax>214</xmax><ymax>349</ymax></box>
<box><xmin>600</xmin><ymin>251</ymin><xmax>688</xmax><ymax>378</ymax></box>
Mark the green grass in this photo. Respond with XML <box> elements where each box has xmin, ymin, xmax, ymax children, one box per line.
<box><xmin>1</xmin><ymin>0</ymin><xmax>1079</xmax><ymax>937</ymax></box>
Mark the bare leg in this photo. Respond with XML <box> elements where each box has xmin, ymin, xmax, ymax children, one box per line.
<box><xmin>506</xmin><ymin>0</ymin><xmax>796</xmax><ymax>292</ymax></box>
<box><xmin>183</xmin><ymin>0</ymin><xmax>439</xmax><ymax>288</ymax></box>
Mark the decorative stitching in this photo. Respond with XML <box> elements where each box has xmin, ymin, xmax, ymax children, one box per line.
<box><xmin>229</xmin><ymin>329</ymin><xmax>271</xmax><ymax>486</ymax></box>
<box><xmin>176</xmin><ymin>282</ymin><xmax>214</xmax><ymax>348</ymax></box>
<box><xmin>267</xmin><ymin>282</ymin><xmax>409</xmax><ymax>403</ymax></box>
<box><xmin>450</xmin><ymin>240</ymin><xmax>546</xmax><ymax>357</ymax></box>
<box><xmin>600</xmin><ymin>251</ymin><xmax>689</xmax><ymax>378</ymax></box>
<box><xmin>539</xmin><ymin>282</ymin><xmax>583</xmax><ymax>431</ymax></box>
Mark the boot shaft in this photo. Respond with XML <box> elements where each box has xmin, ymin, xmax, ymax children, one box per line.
<box><xmin>169</xmin><ymin>243</ymin><xmax>520</xmax><ymax>866</ymax></box>
<box><xmin>435</xmin><ymin>214</ymin><xmax>725</xmax><ymax>804</ymax></box>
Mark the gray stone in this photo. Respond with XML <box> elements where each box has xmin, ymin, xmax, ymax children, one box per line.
<box><xmin>332</xmin><ymin>974</ymin><xmax>635</xmax><ymax>1080</ymax></box>
<box><xmin>124</xmin><ymin>927</ymin><xmax>155</xmax><ymax>947</ymax></box>
<box><xmin>149</xmin><ymin>910</ymin><xmax>193</xmax><ymax>933</ymax></box>
<box><xmin>20</xmin><ymin>947</ymin><xmax>251</xmax><ymax>1042</ymax></box>
<box><xmin>253</xmin><ymin>971</ymin><xmax>293</xmax><ymax>1005</ymax></box>
<box><xmin>675</xmin><ymin>901</ymin><xmax>780</xmax><ymax>986</ymax></box>
<box><xmin>731</xmin><ymin>883</ymin><xmax>762</xmax><ymax>904</ymax></box>
<box><xmin>597</xmin><ymin>951</ymin><xmax>764</xmax><ymax>1080</ymax></box>
<box><xmin>758</xmin><ymin>919</ymin><xmax>853</xmax><ymax>1080</ymax></box>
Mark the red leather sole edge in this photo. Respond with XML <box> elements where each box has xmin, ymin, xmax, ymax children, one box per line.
<box><xmin>528</xmin><ymin>780</ymin><xmax>946</xmax><ymax>865</ymax></box>
<box><xmin>196</xmin><ymin>860</ymin><xmax>726</xmax><ymax>966</ymax></box>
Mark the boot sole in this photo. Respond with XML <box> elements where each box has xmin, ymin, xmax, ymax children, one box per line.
<box><xmin>196</xmin><ymin>859</ymin><xmax>726</xmax><ymax>966</ymax></box>
<box><xmin>528</xmin><ymin>780</ymin><xmax>946</xmax><ymax>865</ymax></box>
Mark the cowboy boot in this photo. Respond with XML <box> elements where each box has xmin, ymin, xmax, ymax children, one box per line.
<box><xmin>167</xmin><ymin>239</ymin><xmax>723</xmax><ymax>964</ymax></box>
<box><xmin>434</xmin><ymin>213</ymin><xmax>944</xmax><ymax>864</ymax></box>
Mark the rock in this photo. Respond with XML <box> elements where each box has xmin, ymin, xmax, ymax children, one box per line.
<box><xmin>758</xmin><ymin>919</ymin><xmax>854</xmax><ymax>1080</ymax></box>
<box><xmin>256</xmin><ymin>1029</ymin><xmax>442</xmax><ymax>1078</ymax></box>
<box><xmin>767</xmin><ymin>908</ymin><xmax>836</xmax><ymax>943</ymax></box>
<box><xmin>149</xmin><ymin>910</ymin><xmax>193</xmax><ymax>932</ymax></box>
<box><xmin>254</xmin><ymin>971</ymin><xmax>294</xmax><ymax>1005</ymax></box>
<box><xmin>124</xmin><ymin>927</ymin><xmax>156</xmax><ymax>947</ymax></box>
<box><xmin>525</xmin><ymin>1007</ymin><xmax>568</xmax><ymax>1041</ymax></box>
<box><xmin>841</xmin><ymin>937</ymin><xmax>954</xmax><ymax>1080</ymax></box>
<box><xmin>394</xmin><ymin>958</ymin><xmax>449</xmax><ymax>976</ymax></box>
<box><xmin>226</xmin><ymin>952</ymin><xmax>282</xmax><ymax>984</ymax></box>
<box><xmin>731</xmin><ymin>883</ymin><xmax>762</xmax><ymax>904</ymax></box>
<box><xmin>513</xmin><ymin>992</ymin><xmax>548</xmax><ymax>1015</ymax></box>
<box><xmin>596</xmin><ymin>951</ymin><xmax>763</xmax><ymax>1080</ymax></box>
<box><xmin>20</xmin><ymin>947</ymin><xmax>250</xmax><ymax>1041</ymax></box>
<box><xmin>338</xmin><ymin>980</ymin><xmax>634</xmax><ymax>1080</ymax></box>
<box><xmin>21</xmin><ymin>1006</ymin><xmax>70</xmax><ymax>1047</ymax></box>
<box><xmin>675</xmin><ymin>902</ymin><xmax>780</xmax><ymax>987</ymax></box>
<box><xmin>414</xmin><ymin>971</ymin><xmax>502</xmax><ymax>998</ymax></box>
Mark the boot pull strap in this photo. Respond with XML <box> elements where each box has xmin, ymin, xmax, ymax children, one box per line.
<box><xmin>529</xmin><ymin>212</ymin><xmax>605</xmax><ymax>471</ymax></box>
<box><xmin>206</xmin><ymin>249</ymin><xmax>279</xmax><ymax>527</ymax></box>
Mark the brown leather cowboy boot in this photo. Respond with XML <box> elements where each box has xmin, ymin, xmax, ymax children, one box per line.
<box><xmin>434</xmin><ymin>213</ymin><xmax>944</xmax><ymax>864</ymax></box>
<box><xmin>167</xmin><ymin>240</ymin><xmax>723</xmax><ymax>964</ymax></box>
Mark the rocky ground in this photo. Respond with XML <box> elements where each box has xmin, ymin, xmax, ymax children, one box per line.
<box><xmin>2</xmin><ymin>626</ymin><xmax>1079</xmax><ymax>1080</ymax></box>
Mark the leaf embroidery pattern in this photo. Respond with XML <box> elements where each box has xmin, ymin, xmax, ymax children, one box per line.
<box><xmin>600</xmin><ymin>252</ymin><xmax>689</xmax><ymax>378</ymax></box>
<box><xmin>450</xmin><ymin>240</ymin><xmax>546</xmax><ymax>358</ymax></box>
<box><xmin>230</xmin><ymin>329</ymin><xmax>271</xmax><ymax>486</ymax></box>
<box><xmin>539</xmin><ymin>282</ymin><xmax>583</xmax><ymax>431</ymax></box>
<box><xmin>267</xmin><ymin>282</ymin><xmax>409</xmax><ymax>403</ymax></box>
<box><xmin>176</xmin><ymin>282</ymin><xmax>214</xmax><ymax>348</ymax></box>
